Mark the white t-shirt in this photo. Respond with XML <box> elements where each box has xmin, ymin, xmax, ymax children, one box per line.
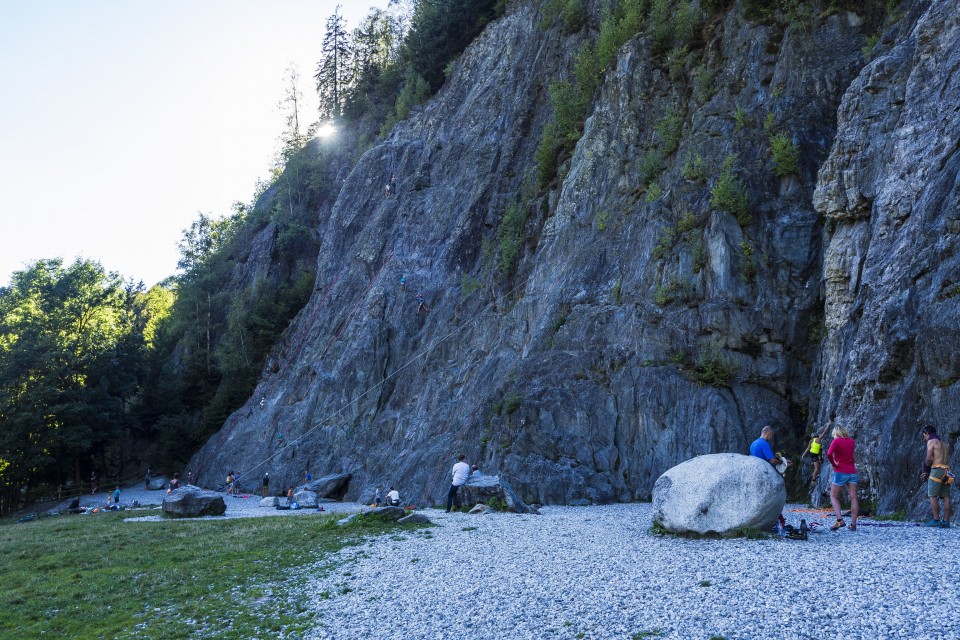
<box><xmin>387</xmin><ymin>490</ymin><xmax>400</xmax><ymax>502</ymax></box>
<box><xmin>451</xmin><ymin>461</ymin><xmax>471</xmax><ymax>486</ymax></box>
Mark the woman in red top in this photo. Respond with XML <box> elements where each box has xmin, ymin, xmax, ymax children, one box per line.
<box><xmin>826</xmin><ymin>425</ymin><xmax>859</xmax><ymax>531</ymax></box>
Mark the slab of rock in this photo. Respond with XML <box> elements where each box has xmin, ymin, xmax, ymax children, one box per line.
<box><xmin>260</xmin><ymin>497</ymin><xmax>279</xmax><ymax>507</ymax></box>
<box><xmin>162</xmin><ymin>486</ymin><xmax>226</xmax><ymax>518</ymax></box>
<box><xmin>397</xmin><ymin>513</ymin><xmax>432</xmax><ymax>524</ymax></box>
<box><xmin>469</xmin><ymin>504</ymin><xmax>493</xmax><ymax>515</ymax></box>
<box><xmin>458</xmin><ymin>474</ymin><xmax>537</xmax><ymax>514</ymax></box>
<box><xmin>294</xmin><ymin>490</ymin><xmax>318</xmax><ymax>508</ymax></box>
<box><xmin>652</xmin><ymin>453</ymin><xmax>785</xmax><ymax>535</ymax></box>
<box><xmin>298</xmin><ymin>473</ymin><xmax>351</xmax><ymax>500</ymax></box>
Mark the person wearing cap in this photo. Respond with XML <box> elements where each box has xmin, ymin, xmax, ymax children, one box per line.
<box><xmin>446</xmin><ymin>454</ymin><xmax>471</xmax><ymax>512</ymax></box>
<box><xmin>262</xmin><ymin>472</ymin><xmax>270</xmax><ymax>498</ymax></box>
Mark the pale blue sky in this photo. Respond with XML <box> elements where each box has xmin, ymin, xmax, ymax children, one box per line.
<box><xmin>0</xmin><ymin>1</ymin><xmax>388</xmax><ymax>287</ymax></box>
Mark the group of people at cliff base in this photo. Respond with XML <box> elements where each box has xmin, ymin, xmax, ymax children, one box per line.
<box><xmin>751</xmin><ymin>423</ymin><xmax>954</xmax><ymax>530</ymax></box>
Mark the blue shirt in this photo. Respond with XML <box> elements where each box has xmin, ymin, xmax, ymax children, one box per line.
<box><xmin>749</xmin><ymin>437</ymin><xmax>774</xmax><ymax>462</ymax></box>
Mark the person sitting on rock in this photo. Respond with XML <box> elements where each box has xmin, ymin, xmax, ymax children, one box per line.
<box><xmin>168</xmin><ymin>473</ymin><xmax>181</xmax><ymax>494</ymax></box>
<box><xmin>387</xmin><ymin>486</ymin><xmax>400</xmax><ymax>507</ymax></box>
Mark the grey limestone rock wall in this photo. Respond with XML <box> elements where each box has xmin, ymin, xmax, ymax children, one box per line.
<box><xmin>189</xmin><ymin>1</ymin><xmax>958</xmax><ymax>512</ymax></box>
<box><xmin>812</xmin><ymin>0</ymin><xmax>960</xmax><ymax>513</ymax></box>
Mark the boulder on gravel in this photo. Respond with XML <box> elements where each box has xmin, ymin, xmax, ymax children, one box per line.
<box><xmin>652</xmin><ymin>453</ymin><xmax>784</xmax><ymax>535</ymax></box>
<box><xmin>294</xmin><ymin>490</ymin><xmax>318</xmax><ymax>508</ymax></box>
<box><xmin>162</xmin><ymin>486</ymin><xmax>226</xmax><ymax>518</ymax></box>
<box><xmin>259</xmin><ymin>497</ymin><xmax>279</xmax><ymax>507</ymax></box>
<box><xmin>469</xmin><ymin>504</ymin><xmax>494</xmax><ymax>515</ymax></box>
<box><xmin>398</xmin><ymin>513</ymin><xmax>432</xmax><ymax>524</ymax></box>
<box><xmin>458</xmin><ymin>475</ymin><xmax>537</xmax><ymax>514</ymax></box>
<box><xmin>298</xmin><ymin>473</ymin><xmax>351</xmax><ymax>500</ymax></box>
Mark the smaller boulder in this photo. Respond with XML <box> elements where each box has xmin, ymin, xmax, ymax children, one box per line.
<box><xmin>259</xmin><ymin>497</ymin><xmax>279</xmax><ymax>507</ymax></box>
<box><xmin>299</xmin><ymin>473</ymin><xmax>351</xmax><ymax>500</ymax></box>
<box><xmin>294</xmin><ymin>490</ymin><xmax>318</xmax><ymax>508</ymax></box>
<box><xmin>163</xmin><ymin>486</ymin><xmax>226</xmax><ymax>518</ymax></box>
<box><xmin>469</xmin><ymin>504</ymin><xmax>493</xmax><ymax>515</ymax></box>
<box><xmin>398</xmin><ymin>513</ymin><xmax>432</xmax><ymax>525</ymax></box>
<box><xmin>459</xmin><ymin>475</ymin><xmax>537</xmax><ymax>514</ymax></box>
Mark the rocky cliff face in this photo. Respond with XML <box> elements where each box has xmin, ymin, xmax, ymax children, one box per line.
<box><xmin>813</xmin><ymin>0</ymin><xmax>959</xmax><ymax>513</ymax></box>
<box><xmin>190</xmin><ymin>0</ymin><xmax>959</xmax><ymax>512</ymax></box>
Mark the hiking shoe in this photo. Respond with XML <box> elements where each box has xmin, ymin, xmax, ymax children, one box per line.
<box><xmin>939</xmin><ymin>520</ymin><xmax>951</xmax><ymax>528</ymax></box>
<box><xmin>830</xmin><ymin>519</ymin><xmax>845</xmax><ymax>531</ymax></box>
<box><xmin>924</xmin><ymin>519</ymin><xmax>942</xmax><ymax>527</ymax></box>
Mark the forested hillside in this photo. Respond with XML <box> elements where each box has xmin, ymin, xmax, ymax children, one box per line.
<box><xmin>0</xmin><ymin>0</ymin><xmax>506</xmax><ymax>513</ymax></box>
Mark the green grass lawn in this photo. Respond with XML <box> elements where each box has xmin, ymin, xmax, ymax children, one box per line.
<box><xmin>0</xmin><ymin>509</ymin><xmax>418</xmax><ymax>639</ymax></box>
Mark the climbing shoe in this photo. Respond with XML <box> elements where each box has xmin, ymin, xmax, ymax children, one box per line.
<box><xmin>924</xmin><ymin>519</ymin><xmax>942</xmax><ymax>527</ymax></box>
<box><xmin>939</xmin><ymin>520</ymin><xmax>951</xmax><ymax>528</ymax></box>
<box><xmin>847</xmin><ymin>524</ymin><xmax>856</xmax><ymax>531</ymax></box>
<box><xmin>830</xmin><ymin>519</ymin><xmax>845</xmax><ymax>531</ymax></box>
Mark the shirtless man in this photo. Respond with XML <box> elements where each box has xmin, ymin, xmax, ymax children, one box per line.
<box><xmin>920</xmin><ymin>426</ymin><xmax>952</xmax><ymax>528</ymax></box>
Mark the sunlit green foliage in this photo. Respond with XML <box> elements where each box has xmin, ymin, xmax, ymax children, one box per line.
<box><xmin>769</xmin><ymin>133</ymin><xmax>801</xmax><ymax>177</ymax></box>
<box><xmin>498</xmin><ymin>201</ymin><xmax>529</xmax><ymax>277</ymax></box>
<box><xmin>0</xmin><ymin>259</ymin><xmax>153</xmax><ymax>512</ymax></box>
<box><xmin>710</xmin><ymin>156</ymin><xmax>750</xmax><ymax>225</ymax></box>
<box><xmin>537</xmin><ymin>0</ymin><xmax>652</xmax><ymax>188</ymax></box>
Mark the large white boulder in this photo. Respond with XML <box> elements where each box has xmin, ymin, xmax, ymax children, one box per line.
<box><xmin>652</xmin><ymin>453</ymin><xmax>785</xmax><ymax>535</ymax></box>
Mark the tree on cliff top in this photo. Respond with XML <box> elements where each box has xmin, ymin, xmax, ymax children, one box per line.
<box><xmin>406</xmin><ymin>0</ymin><xmax>499</xmax><ymax>91</ymax></box>
<box><xmin>315</xmin><ymin>5</ymin><xmax>353</xmax><ymax>119</ymax></box>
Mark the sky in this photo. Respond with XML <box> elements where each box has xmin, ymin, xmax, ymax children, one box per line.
<box><xmin>0</xmin><ymin>1</ymin><xmax>390</xmax><ymax>288</ymax></box>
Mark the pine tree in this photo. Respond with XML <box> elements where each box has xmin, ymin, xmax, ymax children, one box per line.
<box><xmin>314</xmin><ymin>5</ymin><xmax>353</xmax><ymax>119</ymax></box>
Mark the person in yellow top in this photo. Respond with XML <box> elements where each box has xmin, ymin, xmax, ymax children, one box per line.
<box><xmin>801</xmin><ymin>421</ymin><xmax>831</xmax><ymax>487</ymax></box>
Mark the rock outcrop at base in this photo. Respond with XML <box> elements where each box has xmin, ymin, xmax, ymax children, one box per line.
<box><xmin>294</xmin><ymin>490</ymin><xmax>318</xmax><ymax>508</ymax></box>
<box><xmin>162</xmin><ymin>486</ymin><xmax>226</xmax><ymax>518</ymax></box>
<box><xmin>298</xmin><ymin>473</ymin><xmax>351</xmax><ymax>501</ymax></box>
<box><xmin>458</xmin><ymin>475</ymin><xmax>537</xmax><ymax>514</ymax></box>
<box><xmin>652</xmin><ymin>454</ymin><xmax>784</xmax><ymax>535</ymax></box>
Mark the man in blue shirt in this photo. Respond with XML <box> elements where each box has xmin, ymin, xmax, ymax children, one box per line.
<box><xmin>750</xmin><ymin>425</ymin><xmax>788</xmax><ymax>467</ymax></box>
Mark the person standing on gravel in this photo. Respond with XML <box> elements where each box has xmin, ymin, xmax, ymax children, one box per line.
<box><xmin>920</xmin><ymin>426</ymin><xmax>952</xmax><ymax>527</ymax></box>
<box><xmin>826</xmin><ymin>425</ymin><xmax>859</xmax><ymax>531</ymax></box>
<box><xmin>262</xmin><ymin>473</ymin><xmax>270</xmax><ymax>498</ymax></box>
<box><xmin>446</xmin><ymin>454</ymin><xmax>471</xmax><ymax>512</ymax></box>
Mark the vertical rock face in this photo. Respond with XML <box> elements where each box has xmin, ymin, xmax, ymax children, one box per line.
<box><xmin>188</xmin><ymin>1</ymin><xmax>958</xmax><ymax>511</ymax></box>
<box><xmin>813</xmin><ymin>0</ymin><xmax>960</xmax><ymax>512</ymax></box>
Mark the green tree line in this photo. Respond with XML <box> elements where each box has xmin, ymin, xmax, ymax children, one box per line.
<box><xmin>0</xmin><ymin>0</ymin><xmax>509</xmax><ymax>514</ymax></box>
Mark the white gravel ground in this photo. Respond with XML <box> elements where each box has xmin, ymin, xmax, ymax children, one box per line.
<box><xmin>302</xmin><ymin>504</ymin><xmax>960</xmax><ymax>640</ymax></box>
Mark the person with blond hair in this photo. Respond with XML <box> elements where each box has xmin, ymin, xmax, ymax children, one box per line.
<box><xmin>826</xmin><ymin>425</ymin><xmax>859</xmax><ymax>531</ymax></box>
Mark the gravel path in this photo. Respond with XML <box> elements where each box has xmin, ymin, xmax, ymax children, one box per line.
<box><xmin>56</xmin><ymin>486</ymin><xmax>363</xmax><ymax>522</ymax></box>
<box><xmin>302</xmin><ymin>504</ymin><xmax>960</xmax><ymax>640</ymax></box>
